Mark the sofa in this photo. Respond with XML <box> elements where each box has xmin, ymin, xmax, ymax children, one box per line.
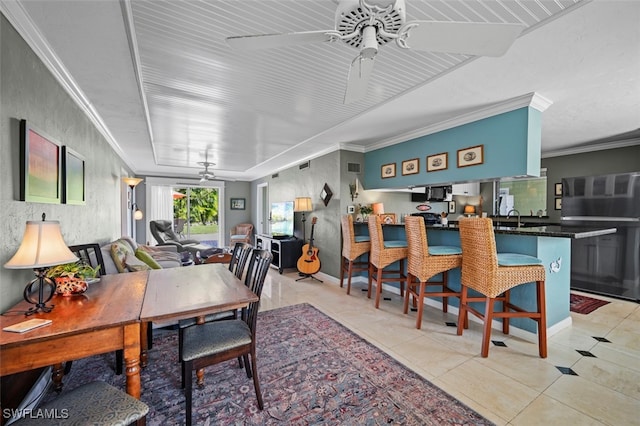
<box><xmin>97</xmin><ymin>236</ymin><xmax>182</xmax><ymax>275</ymax></box>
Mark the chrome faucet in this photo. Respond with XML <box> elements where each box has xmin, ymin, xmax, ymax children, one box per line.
<box><xmin>507</xmin><ymin>209</ymin><xmax>521</xmax><ymax>227</ymax></box>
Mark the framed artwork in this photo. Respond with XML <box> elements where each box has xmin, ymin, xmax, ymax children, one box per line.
<box><xmin>230</xmin><ymin>198</ymin><xmax>245</xmax><ymax>210</ymax></box>
<box><xmin>379</xmin><ymin>213</ymin><xmax>396</xmax><ymax>224</ymax></box>
<box><xmin>320</xmin><ymin>183</ymin><xmax>333</xmax><ymax>206</ymax></box>
<box><xmin>555</xmin><ymin>198</ymin><xmax>562</xmax><ymax>210</ymax></box>
<box><xmin>381</xmin><ymin>163</ymin><xmax>396</xmax><ymax>179</ymax></box>
<box><xmin>401</xmin><ymin>158</ymin><xmax>419</xmax><ymax>176</ymax></box>
<box><xmin>426</xmin><ymin>152</ymin><xmax>448</xmax><ymax>172</ymax></box>
<box><xmin>555</xmin><ymin>183</ymin><xmax>563</xmax><ymax>196</ymax></box>
<box><xmin>457</xmin><ymin>145</ymin><xmax>484</xmax><ymax>168</ymax></box>
<box><xmin>19</xmin><ymin>119</ymin><xmax>61</xmax><ymax>204</ymax></box>
<box><xmin>448</xmin><ymin>201</ymin><xmax>456</xmax><ymax>214</ymax></box>
<box><xmin>62</xmin><ymin>146</ymin><xmax>85</xmax><ymax>205</ymax></box>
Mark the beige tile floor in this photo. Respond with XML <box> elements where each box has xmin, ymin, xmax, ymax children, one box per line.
<box><xmin>258</xmin><ymin>269</ymin><xmax>640</xmax><ymax>426</ymax></box>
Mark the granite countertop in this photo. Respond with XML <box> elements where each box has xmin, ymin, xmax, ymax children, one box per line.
<box><xmin>426</xmin><ymin>224</ymin><xmax>617</xmax><ymax>239</ymax></box>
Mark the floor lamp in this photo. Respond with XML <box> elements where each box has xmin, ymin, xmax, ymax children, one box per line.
<box><xmin>293</xmin><ymin>197</ymin><xmax>312</xmax><ymax>242</ymax></box>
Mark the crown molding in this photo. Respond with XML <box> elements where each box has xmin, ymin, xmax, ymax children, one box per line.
<box><xmin>1</xmin><ymin>1</ymin><xmax>134</xmax><ymax>171</ymax></box>
<box><xmin>542</xmin><ymin>137</ymin><xmax>640</xmax><ymax>158</ymax></box>
<box><xmin>365</xmin><ymin>92</ymin><xmax>554</xmax><ymax>152</ymax></box>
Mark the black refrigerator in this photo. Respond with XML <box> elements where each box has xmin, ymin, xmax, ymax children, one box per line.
<box><xmin>562</xmin><ymin>172</ymin><xmax>640</xmax><ymax>302</ymax></box>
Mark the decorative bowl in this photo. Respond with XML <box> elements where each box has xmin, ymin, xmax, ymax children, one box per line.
<box><xmin>54</xmin><ymin>277</ymin><xmax>88</xmax><ymax>296</ymax></box>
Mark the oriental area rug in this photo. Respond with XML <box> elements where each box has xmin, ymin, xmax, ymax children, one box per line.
<box><xmin>43</xmin><ymin>303</ymin><xmax>492</xmax><ymax>425</ymax></box>
<box><xmin>569</xmin><ymin>293</ymin><xmax>611</xmax><ymax>315</ymax></box>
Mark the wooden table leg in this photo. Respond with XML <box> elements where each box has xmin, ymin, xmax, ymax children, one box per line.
<box><xmin>51</xmin><ymin>363</ymin><xmax>64</xmax><ymax>393</ymax></box>
<box><xmin>124</xmin><ymin>323</ymin><xmax>141</xmax><ymax>399</ymax></box>
<box><xmin>140</xmin><ymin>321</ymin><xmax>148</xmax><ymax>368</ymax></box>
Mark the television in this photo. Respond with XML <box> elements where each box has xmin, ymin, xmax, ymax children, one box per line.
<box><xmin>270</xmin><ymin>201</ymin><xmax>294</xmax><ymax>237</ymax></box>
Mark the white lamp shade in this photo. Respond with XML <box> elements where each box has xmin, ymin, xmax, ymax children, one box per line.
<box><xmin>294</xmin><ymin>197</ymin><xmax>312</xmax><ymax>212</ymax></box>
<box><xmin>134</xmin><ymin>209</ymin><xmax>144</xmax><ymax>220</ymax></box>
<box><xmin>4</xmin><ymin>220</ymin><xmax>78</xmax><ymax>269</ymax></box>
<box><xmin>372</xmin><ymin>203</ymin><xmax>385</xmax><ymax>215</ymax></box>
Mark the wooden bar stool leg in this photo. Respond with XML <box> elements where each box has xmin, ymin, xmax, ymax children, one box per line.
<box><xmin>481</xmin><ymin>297</ymin><xmax>495</xmax><ymax>357</ymax></box>
<box><xmin>367</xmin><ymin>264</ymin><xmax>374</xmax><ymax>299</ymax></box>
<box><xmin>457</xmin><ymin>286</ymin><xmax>468</xmax><ymax>335</ymax></box>
<box><xmin>339</xmin><ymin>258</ymin><xmax>345</xmax><ymax>288</ymax></box>
<box><xmin>502</xmin><ymin>290</ymin><xmax>510</xmax><ymax>335</ymax></box>
<box><xmin>346</xmin><ymin>261</ymin><xmax>354</xmax><ymax>295</ymax></box>
<box><xmin>537</xmin><ymin>280</ymin><xmax>548</xmax><ymax>358</ymax></box>
<box><xmin>442</xmin><ymin>271</ymin><xmax>449</xmax><ymax>313</ymax></box>
<box><xmin>403</xmin><ymin>273</ymin><xmax>412</xmax><ymax>314</ymax></box>
<box><xmin>374</xmin><ymin>268</ymin><xmax>383</xmax><ymax>308</ymax></box>
<box><xmin>416</xmin><ymin>281</ymin><xmax>426</xmax><ymax>330</ymax></box>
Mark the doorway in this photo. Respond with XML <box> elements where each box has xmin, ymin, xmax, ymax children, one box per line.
<box><xmin>173</xmin><ymin>186</ymin><xmax>221</xmax><ymax>247</ymax></box>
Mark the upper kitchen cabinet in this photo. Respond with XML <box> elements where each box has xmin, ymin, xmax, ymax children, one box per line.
<box><xmin>451</xmin><ymin>183</ymin><xmax>480</xmax><ymax>196</ymax></box>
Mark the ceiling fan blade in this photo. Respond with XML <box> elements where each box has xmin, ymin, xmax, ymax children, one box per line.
<box><xmin>226</xmin><ymin>30</ymin><xmax>340</xmax><ymax>50</ymax></box>
<box><xmin>344</xmin><ymin>55</ymin><xmax>375</xmax><ymax>104</ymax></box>
<box><xmin>398</xmin><ymin>21</ymin><xmax>524</xmax><ymax>57</ymax></box>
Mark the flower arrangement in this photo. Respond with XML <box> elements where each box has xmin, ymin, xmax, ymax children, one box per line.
<box><xmin>358</xmin><ymin>204</ymin><xmax>373</xmax><ymax>220</ymax></box>
<box><xmin>46</xmin><ymin>261</ymin><xmax>101</xmax><ymax>296</ymax></box>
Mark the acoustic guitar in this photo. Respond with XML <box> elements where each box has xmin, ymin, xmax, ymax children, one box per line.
<box><xmin>297</xmin><ymin>217</ymin><xmax>321</xmax><ymax>275</ymax></box>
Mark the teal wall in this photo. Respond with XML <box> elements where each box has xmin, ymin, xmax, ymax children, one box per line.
<box><xmin>364</xmin><ymin>107</ymin><xmax>542</xmax><ymax>189</ymax></box>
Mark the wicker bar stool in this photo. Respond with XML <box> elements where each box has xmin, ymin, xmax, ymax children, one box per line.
<box><xmin>368</xmin><ymin>215</ymin><xmax>408</xmax><ymax>308</ymax></box>
<box><xmin>404</xmin><ymin>216</ymin><xmax>462</xmax><ymax>329</ymax></box>
<box><xmin>340</xmin><ymin>215</ymin><xmax>371</xmax><ymax>294</ymax></box>
<box><xmin>457</xmin><ymin>218</ymin><xmax>547</xmax><ymax>358</ymax></box>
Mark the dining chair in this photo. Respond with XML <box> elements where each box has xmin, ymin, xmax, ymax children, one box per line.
<box><xmin>404</xmin><ymin>216</ymin><xmax>462</xmax><ymax>329</ymax></box>
<box><xmin>457</xmin><ymin>217</ymin><xmax>547</xmax><ymax>357</ymax></box>
<box><xmin>66</xmin><ymin>244</ymin><xmax>128</xmax><ymax>375</ymax></box>
<box><xmin>340</xmin><ymin>215</ymin><xmax>370</xmax><ymax>294</ymax></box>
<box><xmin>180</xmin><ymin>249</ymin><xmax>272</xmax><ymax>425</ymax></box>
<box><xmin>367</xmin><ymin>215</ymin><xmax>408</xmax><ymax>308</ymax></box>
<box><xmin>177</xmin><ymin>242</ymin><xmax>254</xmax><ymax>357</ymax></box>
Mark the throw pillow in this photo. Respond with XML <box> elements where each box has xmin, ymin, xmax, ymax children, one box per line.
<box><xmin>124</xmin><ymin>254</ymin><xmax>152</xmax><ymax>272</ymax></box>
<box><xmin>110</xmin><ymin>239</ymin><xmax>134</xmax><ymax>273</ymax></box>
<box><xmin>135</xmin><ymin>248</ymin><xmax>162</xmax><ymax>270</ymax></box>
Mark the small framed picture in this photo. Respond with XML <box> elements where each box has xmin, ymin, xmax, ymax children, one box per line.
<box><xmin>426</xmin><ymin>152</ymin><xmax>448</xmax><ymax>172</ymax></box>
<box><xmin>448</xmin><ymin>201</ymin><xmax>456</xmax><ymax>214</ymax></box>
<box><xmin>230</xmin><ymin>198</ymin><xmax>245</xmax><ymax>210</ymax></box>
<box><xmin>555</xmin><ymin>183</ymin><xmax>563</xmax><ymax>196</ymax></box>
<box><xmin>401</xmin><ymin>158</ymin><xmax>419</xmax><ymax>176</ymax></box>
<box><xmin>381</xmin><ymin>163</ymin><xmax>396</xmax><ymax>179</ymax></box>
<box><xmin>379</xmin><ymin>213</ymin><xmax>397</xmax><ymax>224</ymax></box>
<box><xmin>62</xmin><ymin>146</ymin><xmax>85</xmax><ymax>205</ymax></box>
<box><xmin>555</xmin><ymin>198</ymin><xmax>562</xmax><ymax>210</ymax></box>
<box><xmin>457</xmin><ymin>145</ymin><xmax>484</xmax><ymax>168</ymax></box>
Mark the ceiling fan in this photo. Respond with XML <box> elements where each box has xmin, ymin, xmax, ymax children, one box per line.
<box><xmin>197</xmin><ymin>160</ymin><xmax>217</xmax><ymax>183</ymax></box>
<box><xmin>226</xmin><ymin>0</ymin><xmax>524</xmax><ymax>104</ymax></box>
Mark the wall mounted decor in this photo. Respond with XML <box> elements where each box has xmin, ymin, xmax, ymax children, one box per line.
<box><xmin>401</xmin><ymin>158</ymin><xmax>419</xmax><ymax>176</ymax></box>
<box><xmin>379</xmin><ymin>213</ymin><xmax>396</xmax><ymax>224</ymax></box>
<box><xmin>381</xmin><ymin>163</ymin><xmax>396</xmax><ymax>178</ymax></box>
<box><xmin>426</xmin><ymin>152</ymin><xmax>448</xmax><ymax>172</ymax></box>
<box><xmin>19</xmin><ymin>119</ymin><xmax>61</xmax><ymax>204</ymax></box>
<box><xmin>555</xmin><ymin>183</ymin><xmax>563</xmax><ymax>196</ymax></box>
<box><xmin>320</xmin><ymin>183</ymin><xmax>333</xmax><ymax>206</ymax></box>
<box><xmin>62</xmin><ymin>146</ymin><xmax>85</xmax><ymax>205</ymax></box>
<box><xmin>230</xmin><ymin>198</ymin><xmax>245</xmax><ymax>210</ymax></box>
<box><xmin>457</xmin><ymin>145</ymin><xmax>484</xmax><ymax>168</ymax></box>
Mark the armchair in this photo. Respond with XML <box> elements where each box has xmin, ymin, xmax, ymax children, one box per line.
<box><xmin>230</xmin><ymin>223</ymin><xmax>254</xmax><ymax>245</ymax></box>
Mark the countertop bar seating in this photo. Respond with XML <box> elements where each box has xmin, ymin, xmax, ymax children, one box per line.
<box><xmin>404</xmin><ymin>216</ymin><xmax>462</xmax><ymax>330</ymax></box>
<box><xmin>367</xmin><ymin>216</ymin><xmax>408</xmax><ymax>308</ymax></box>
<box><xmin>340</xmin><ymin>215</ymin><xmax>371</xmax><ymax>295</ymax></box>
<box><xmin>457</xmin><ymin>218</ymin><xmax>547</xmax><ymax>358</ymax></box>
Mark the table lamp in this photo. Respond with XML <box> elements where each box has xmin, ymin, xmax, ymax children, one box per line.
<box><xmin>294</xmin><ymin>197</ymin><xmax>313</xmax><ymax>241</ymax></box>
<box><xmin>4</xmin><ymin>213</ymin><xmax>78</xmax><ymax>315</ymax></box>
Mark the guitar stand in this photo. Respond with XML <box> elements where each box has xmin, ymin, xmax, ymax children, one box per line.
<box><xmin>296</xmin><ymin>272</ymin><xmax>323</xmax><ymax>283</ymax></box>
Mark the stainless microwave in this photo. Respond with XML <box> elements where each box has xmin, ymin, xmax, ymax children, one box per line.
<box><xmin>426</xmin><ymin>185</ymin><xmax>451</xmax><ymax>202</ymax></box>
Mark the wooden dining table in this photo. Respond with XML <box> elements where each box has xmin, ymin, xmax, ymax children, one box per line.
<box><xmin>0</xmin><ymin>271</ymin><xmax>148</xmax><ymax>398</ymax></box>
<box><xmin>1</xmin><ymin>262</ymin><xmax>258</xmax><ymax>402</ymax></box>
<box><xmin>140</xmin><ymin>263</ymin><xmax>258</xmax><ymax>367</ymax></box>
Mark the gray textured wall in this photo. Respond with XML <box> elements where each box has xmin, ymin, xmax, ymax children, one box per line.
<box><xmin>1</xmin><ymin>15</ymin><xmax>132</xmax><ymax>312</ymax></box>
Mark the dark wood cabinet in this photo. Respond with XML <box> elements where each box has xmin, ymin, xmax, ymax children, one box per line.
<box><xmin>255</xmin><ymin>235</ymin><xmax>303</xmax><ymax>274</ymax></box>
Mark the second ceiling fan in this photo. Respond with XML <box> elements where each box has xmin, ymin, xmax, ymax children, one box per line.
<box><xmin>226</xmin><ymin>0</ymin><xmax>524</xmax><ymax>104</ymax></box>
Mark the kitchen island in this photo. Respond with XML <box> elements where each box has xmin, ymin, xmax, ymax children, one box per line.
<box><xmin>354</xmin><ymin>221</ymin><xmax>616</xmax><ymax>339</ymax></box>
